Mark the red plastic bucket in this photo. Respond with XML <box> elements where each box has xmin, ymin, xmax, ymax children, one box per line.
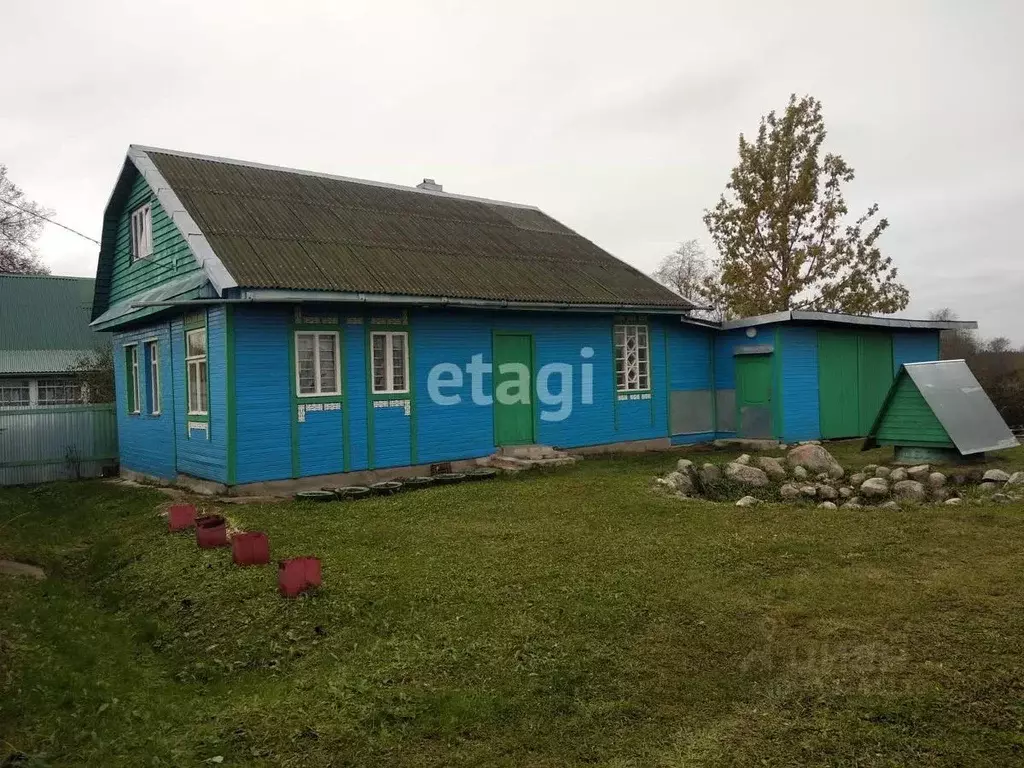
<box><xmin>278</xmin><ymin>556</ymin><xmax>322</xmax><ymax>597</ymax></box>
<box><xmin>168</xmin><ymin>504</ymin><xmax>197</xmax><ymax>532</ymax></box>
<box><xmin>232</xmin><ymin>531</ymin><xmax>270</xmax><ymax>566</ymax></box>
<box><xmin>195</xmin><ymin>514</ymin><xmax>228</xmax><ymax>549</ymax></box>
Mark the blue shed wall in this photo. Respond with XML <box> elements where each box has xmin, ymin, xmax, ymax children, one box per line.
<box><xmin>893</xmin><ymin>331</ymin><xmax>941</xmax><ymax>374</ymax></box>
<box><xmin>666</xmin><ymin>324</ymin><xmax>713</xmax><ymax>390</ymax></box>
<box><xmin>778</xmin><ymin>326</ymin><xmax>820</xmax><ymax>442</ymax></box>
<box><xmin>113</xmin><ymin>323</ymin><xmax>176</xmax><ymax>479</ymax></box>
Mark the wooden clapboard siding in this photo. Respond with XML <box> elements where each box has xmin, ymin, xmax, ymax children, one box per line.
<box><xmin>106</xmin><ymin>172</ymin><xmax>199</xmax><ymax>307</ymax></box>
<box><xmin>875</xmin><ymin>374</ymin><xmax>953</xmax><ymax>447</ymax></box>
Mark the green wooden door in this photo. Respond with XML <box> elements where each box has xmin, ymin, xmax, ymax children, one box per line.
<box><xmin>493</xmin><ymin>333</ymin><xmax>534</xmax><ymax>446</ymax></box>
<box><xmin>857</xmin><ymin>333</ymin><xmax>893</xmax><ymax>434</ymax></box>
<box><xmin>818</xmin><ymin>330</ymin><xmax>860</xmax><ymax>438</ymax></box>
<box><xmin>735</xmin><ymin>354</ymin><xmax>773</xmax><ymax>438</ymax></box>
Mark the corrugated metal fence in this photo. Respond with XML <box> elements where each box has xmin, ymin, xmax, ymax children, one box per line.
<box><xmin>0</xmin><ymin>404</ymin><xmax>118</xmax><ymax>486</ymax></box>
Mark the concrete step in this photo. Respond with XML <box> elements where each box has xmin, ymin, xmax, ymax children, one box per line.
<box><xmin>481</xmin><ymin>452</ymin><xmax>578</xmax><ymax>472</ymax></box>
<box><xmin>498</xmin><ymin>444</ymin><xmax>569</xmax><ymax>460</ymax></box>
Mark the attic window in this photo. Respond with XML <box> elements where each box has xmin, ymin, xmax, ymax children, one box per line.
<box><xmin>130</xmin><ymin>204</ymin><xmax>153</xmax><ymax>261</ymax></box>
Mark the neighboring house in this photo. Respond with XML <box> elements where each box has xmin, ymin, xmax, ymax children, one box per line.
<box><xmin>91</xmin><ymin>146</ymin><xmax>977</xmax><ymax>493</ymax></box>
<box><xmin>0</xmin><ymin>273</ymin><xmax>118</xmax><ymax>486</ymax></box>
<box><xmin>0</xmin><ymin>274</ymin><xmax>102</xmax><ymax>407</ymax></box>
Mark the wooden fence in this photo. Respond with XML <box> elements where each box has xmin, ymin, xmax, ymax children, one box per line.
<box><xmin>0</xmin><ymin>404</ymin><xmax>118</xmax><ymax>486</ymax></box>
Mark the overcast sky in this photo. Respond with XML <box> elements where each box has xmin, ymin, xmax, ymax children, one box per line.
<box><xmin>3</xmin><ymin>0</ymin><xmax>1021</xmax><ymax>341</ymax></box>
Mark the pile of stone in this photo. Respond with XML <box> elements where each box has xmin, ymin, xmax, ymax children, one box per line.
<box><xmin>654</xmin><ymin>442</ymin><xmax>1024</xmax><ymax>509</ymax></box>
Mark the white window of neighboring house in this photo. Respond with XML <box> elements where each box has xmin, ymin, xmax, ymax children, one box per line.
<box><xmin>185</xmin><ymin>329</ymin><xmax>208</xmax><ymax>415</ymax></box>
<box><xmin>130</xmin><ymin>204</ymin><xmax>153</xmax><ymax>261</ymax></box>
<box><xmin>613</xmin><ymin>324</ymin><xmax>650</xmax><ymax>393</ymax></box>
<box><xmin>295</xmin><ymin>331</ymin><xmax>341</xmax><ymax>396</ymax></box>
<box><xmin>371</xmin><ymin>331</ymin><xmax>409</xmax><ymax>394</ymax></box>
<box><xmin>145</xmin><ymin>340</ymin><xmax>160</xmax><ymax>414</ymax></box>
<box><xmin>37</xmin><ymin>378</ymin><xmax>86</xmax><ymax>406</ymax></box>
<box><xmin>125</xmin><ymin>345</ymin><xmax>141</xmax><ymax>414</ymax></box>
<box><xmin>0</xmin><ymin>379</ymin><xmax>31</xmax><ymax>408</ymax></box>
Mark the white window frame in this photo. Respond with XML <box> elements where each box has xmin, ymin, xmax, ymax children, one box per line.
<box><xmin>37</xmin><ymin>377</ymin><xmax>86</xmax><ymax>407</ymax></box>
<box><xmin>130</xmin><ymin>204</ymin><xmax>153</xmax><ymax>262</ymax></box>
<box><xmin>145</xmin><ymin>339</ymin><xmax>161</xmax><ymax>415</ymax></box>
<box><xmin>125</xmin><ymin>344</ymin><xmax>141</xmax><ymax>414</ymax></box>
<box><xmin>614</xmin><ymin>324</ymin><xmax>650</xmax><ymax>393</ymax></box>
<box><xmin>0</xmin><ymin>378</ymin><xmax>32</xmax><ymax>409</ymax></box>
<box><xmin>185</xmin><ymin>328</ymin><xmax>208</xmax><ymax>416</ymax></box>
<box><xmin>294</xmin><ymin>331</ymin><xmax>342</xmax><ymax>397</ymax></box>
<box><xmin>371</xmin><ymin>331</ymin><xmax>409</xmax><ymax>395</ymax></box>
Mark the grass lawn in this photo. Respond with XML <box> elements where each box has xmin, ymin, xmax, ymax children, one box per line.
<box><xmin>2</xmin><ymin>441</ymin><xmax>1024</xmax><ymax>766</ymax></box>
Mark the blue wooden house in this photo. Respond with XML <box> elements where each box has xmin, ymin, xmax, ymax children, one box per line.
<box><xmin>91</xmin><ymin>146</ymin><xmax>975</xmax><ymax>493</ymax></box>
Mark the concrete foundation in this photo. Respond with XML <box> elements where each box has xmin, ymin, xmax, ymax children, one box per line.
<box><xmin>120</xmin><ymin>436</ymin><xmax>672</xmax><ymax>498</ymax></box>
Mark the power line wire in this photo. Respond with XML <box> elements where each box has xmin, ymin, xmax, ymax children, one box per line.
<box><xmin>0</xmin><ymin>197</ymin><xmax>100</xmax><ymax>245</ymax></box>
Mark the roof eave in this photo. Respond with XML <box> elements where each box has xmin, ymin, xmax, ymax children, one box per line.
<box><xmin>722</xmin><ymin>310</ymin><xmax>978</xmax><ymax>332</ymax></box>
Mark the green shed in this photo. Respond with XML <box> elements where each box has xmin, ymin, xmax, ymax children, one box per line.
<box><xmin>863</xmin><ymin>360</ymin><xmax>1018</xmax><ymax>463</ymax></box>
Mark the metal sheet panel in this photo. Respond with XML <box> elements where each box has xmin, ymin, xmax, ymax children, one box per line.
<box><xmin>905</xmin><ymin>360</ymin><xmax>1019</xmax><ymax>455</ymax></box>
<box><xmin>670</xmin><ymin>390</ymin><xmax>713</xmax><ymax>435</ymax></box>
<box><xmin>739</xmin><ymin>405</ymin><xmax>773</xmax><ymax>439</ymax></box>
<box><xmin>716</xmin><ymin>389</ymin><xmax>736</xmax><ymax>432</ymax></box>
<box><xmin>0</xmin><ymin>404</ymin><xmax>118</xmax><ymax>486</ymax></box>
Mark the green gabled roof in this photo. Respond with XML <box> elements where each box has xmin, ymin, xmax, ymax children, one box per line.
<box><xmin>0</xmin><ymin>274</ymin><xmax>107</xmax><ymax>374</ymax></box>
<box><xmin>864</xmin><ymin>360</ymin><xmax>1018</xmax><ymax>455</ymax></box>
<box><xmin>97</xmin><ymin>145</ymin><xmax>695</xmax><ymax>312</ymax></box>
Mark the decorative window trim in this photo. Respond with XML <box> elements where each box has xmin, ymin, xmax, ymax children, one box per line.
<box><xmin>125</xmin><ymin>344</ymin><xmax>141</xmax><ymax>414</ymax></box>
<box><xmin>614</xmin><ymin>323</ymin><xmax>650</xmax><ymax>393</ymax></box>
<box><xmin>130</xmin><ymin>204</ymin><xmax>153</xmax><ymax>262</ymax></box>
<box><xmin>185</xmin><ymin>328</ymin><xmax>208</xmax><ymax>416</ymax></box>
<box><xmin>294</xmin><ymin>331</ymin><xmax>342</xmax><ymax>398</ymax></box>
<box><xmin>145</xmin><ymin>338</ymin><xmax>161</xmax><ymax>415</ymax></box>
<box><xmin>370</xmin><ymin>331</ymin><xmax>410</xmax><ymax>395</ymax></box>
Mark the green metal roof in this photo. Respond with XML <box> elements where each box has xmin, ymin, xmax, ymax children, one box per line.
<box><xmin>0</xmin><ymin>274</ymin><xmax>107</xmax><ymax>374</ymax></box>
<box><xmin>132</xmin><ymin>147</ymin><xmax>695</xmax><ymax>310</ymax></box>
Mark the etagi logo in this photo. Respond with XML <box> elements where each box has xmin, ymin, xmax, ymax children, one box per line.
<box><xmin>426</xmin><ymin>347</ymin><xmax>595</xmax><ymax>422</ymax></box>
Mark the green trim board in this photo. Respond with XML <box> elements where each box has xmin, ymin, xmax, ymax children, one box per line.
<box><xmin>492</xmin><ymin>330</ymin><xmax>536</xmax><ymax>446</ymax></box>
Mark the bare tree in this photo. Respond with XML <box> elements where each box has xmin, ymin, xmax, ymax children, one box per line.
<box><xmin>0</xmin><ymin>165</ymin><xmax>51</xmax><ymax>275</ymax></box>
<box><xmin>71</xmin><ymin>343</ymin><xmax>115</xmax><ymax>404</ymax></box>
<box><xmin>651</xmin><ymin>239</ymin><xmax>727</xmax><ymax>321</ymax></box>
<box><xmin>929</xmin><ymin>308</ymin><xmax>977</xmax><ymax>360</ymax></box>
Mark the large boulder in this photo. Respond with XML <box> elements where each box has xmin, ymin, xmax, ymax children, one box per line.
<box><xmin>860</xmin><ymin>477</ymin><xmax>890</xmax><ymax>498</ymax></box>
<box><xmin>735</xmin><ymin>495</ymin><xmax>760</xmax><ymax>507</ymax></box>
<box><xmin>734</xmin><ymin>454</ymin><xmax>752</xmax><ymax>465</ymax></box>
<box><xmin>816</xmin><ymin>484</ymin><xmax>838</xmax><ymax>501</ymax></box>
<box><xmin>786</xmin><ymin>444</ymin><xmax>844</xmax><ymax>479</ymax></box>
<box><xmin>676</xmin><ymin>459</ymin><xmax>695</xmax><ymax>473</ymax></box>
<box><xmin>838</xmin><ymin>486</ymin><xmax>854</xmax><ymax>499</ymax></box>
<box><xmin>889</xmin><ymin>467</ymin><xmax>908</xmax><ymax>482</ymax></box>
<box><xmin>817</xmin><ymin>501</ymin><xmax>837</xmax><ymax>510</ymax></box>
<box><xmin>979</xmin><ymin>482</ymin><xmax>1000</xmax><ymax>495</ymax></box>
<box><xmin>927</xmin><ymin>472</ymin><xmax>947</xmax><ymax>488</ymax></box>
<box><xmin>849</xmin><ymin>472</ymin><xmax>868</xmax><ymax>488</ymax></box>
<box><xmin>983</xmin><ymin>469</ymin><xmax>1010</xmax><ymax>483</ymax></box>
<box><xmin>892</xmin><ymin>480</ymin><xmax>926</xmax><ymax>502</ymax></box>
<box><xmin>880</xmin><ymin>500</ymin><xmax>900</xmax><ymax>510</ymax></box>
<box><xmin>723</xmin><ymin>462</ymin><xmax>770</xmax><ymax>487</ymax></box>
<box><xmin>874</xmin><ymin>466</ymin><xmax>891</xmax><ymax>479</ymax></box>
<box><xmin>1006</xmin><ymin>471</ymin><xmax>1024</xmax><ymax>486</ymax></box>
<box><xmin>754</xmin><ymin>456</ymin><xmax>787</xmax><ymax>480</ymax></box>
<box><xmin>665</xmin><ymin>471</ymin><xmax>694</xmax><ymax>495</ymax></box>
<box><xmin>800</xmin><ymin>484</ymin><xmax>818</xmax><ymax>498</ymax></box>
<box><xmin>699</xmin><ymin>463</ymin><xmax>722</xmax><ymax>487</ymax></box>
<box><xmin>780</xmin><ymin>483</ymin><xmax>801</xmax><ymax>501</ymax></box>
<box><xmin>906</xmin><ymin>465</ymin><xmax>931</xmax><ymax>482</ymax></box>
